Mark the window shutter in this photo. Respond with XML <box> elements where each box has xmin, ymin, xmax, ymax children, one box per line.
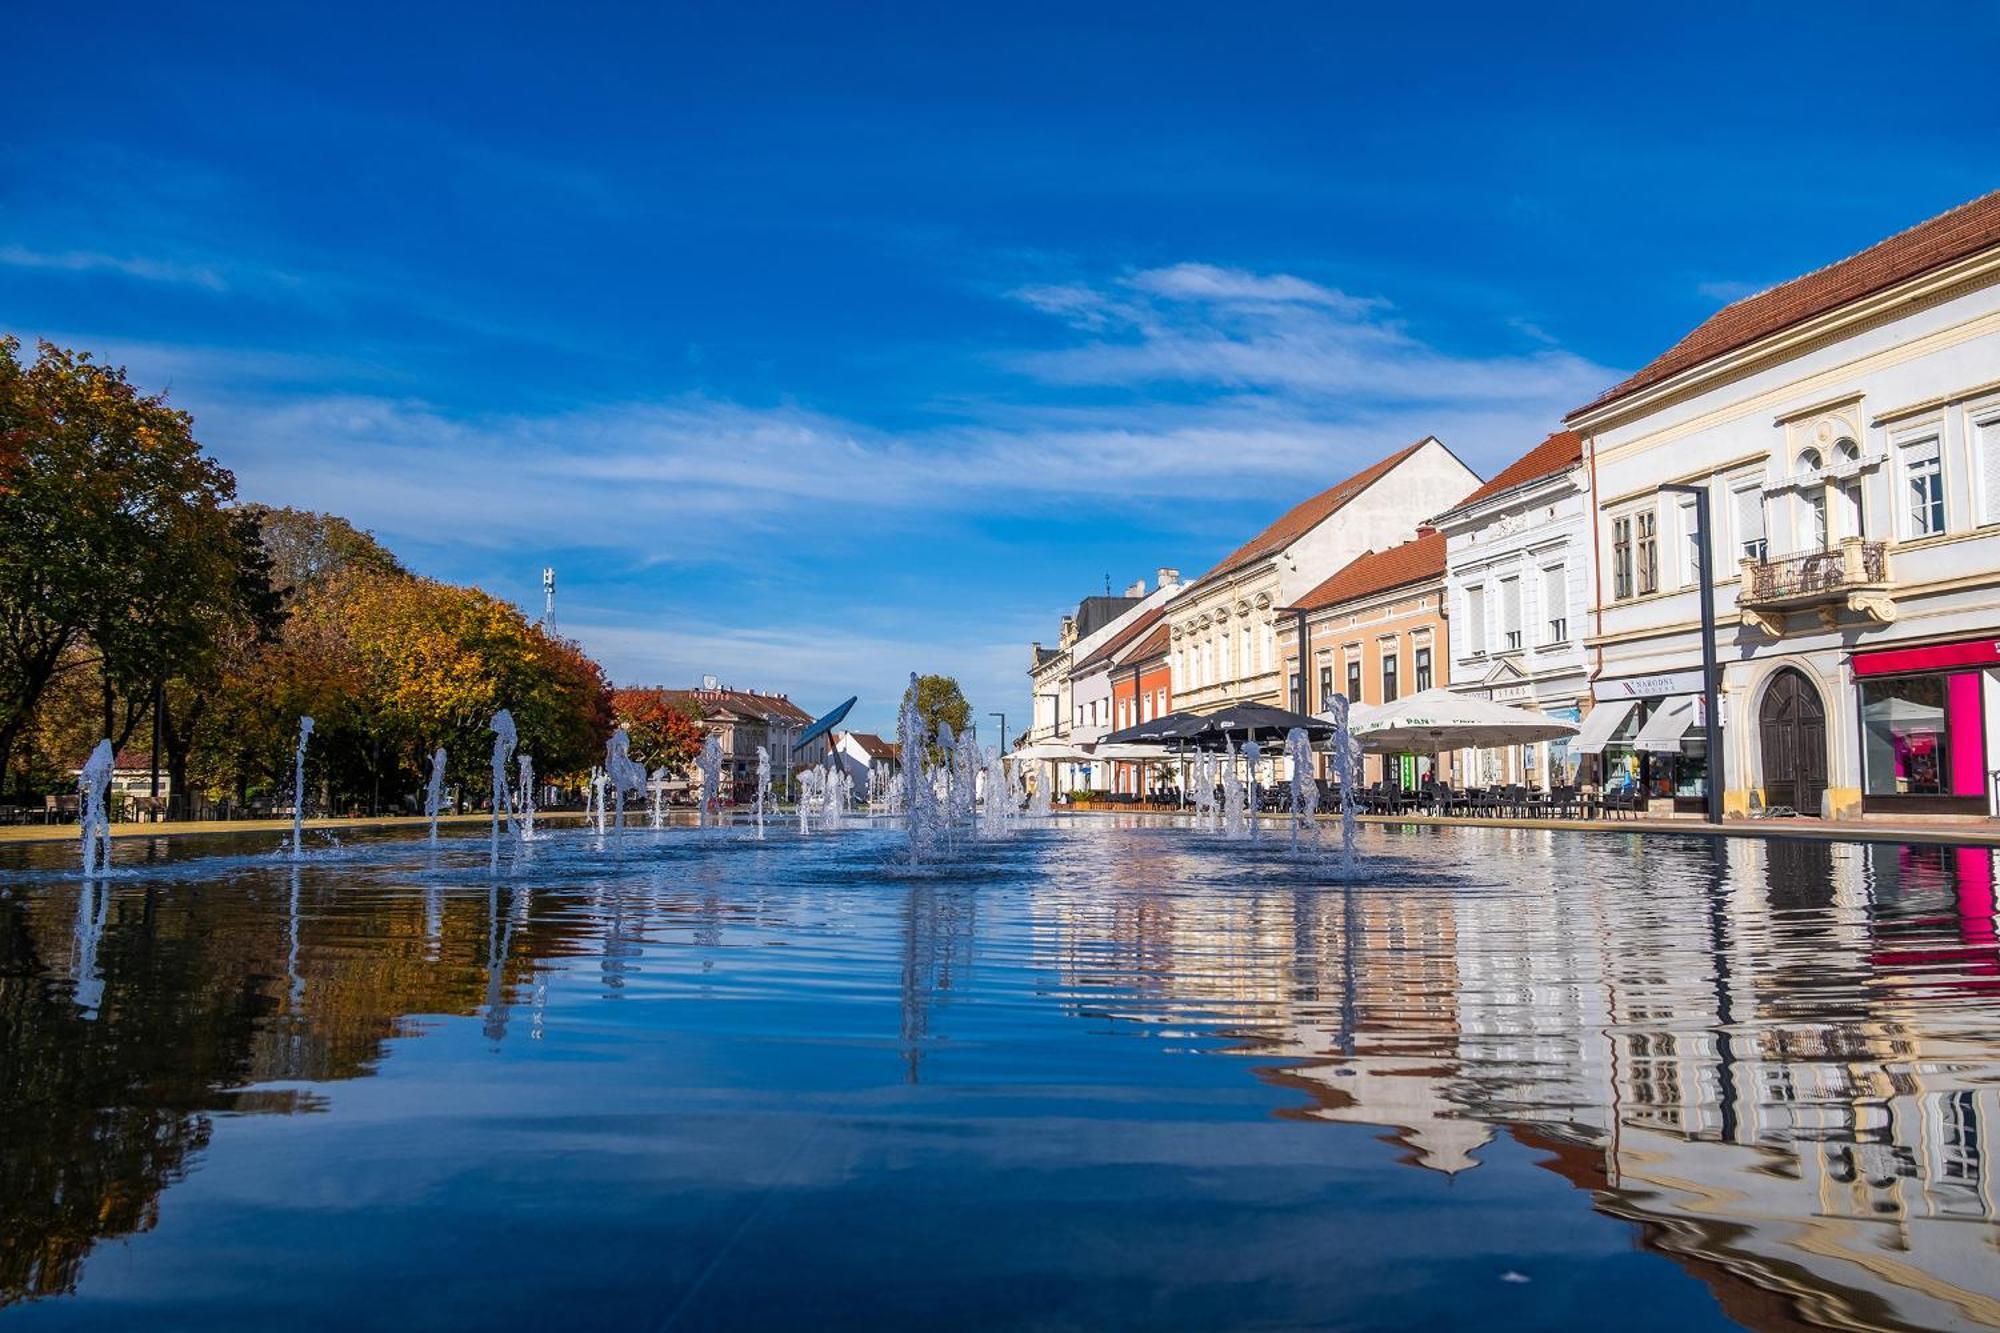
<box><xmin>1734</xmin><ymin>487</ymin><xmax>1764</xmax><ymax>556</ymax></box>
<box><xmin>1976</xmin><ymin>420</ymin><xmax>2000</xmax><ymax>525</ymax></box>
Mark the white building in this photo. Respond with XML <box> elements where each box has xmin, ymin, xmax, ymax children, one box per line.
<box><xmin>1165</xmin><ymin>436</ymin><xmax>1479</xmax><ymax>713</ymax></box>
<box><xmin>1434</xmin><ymin>430</ymin><xmax>1593</xmax><ymax>790</ymax></box>
<box><xmin>1028</xmin><ymin>570</ymin><xmax>1184</xmax><ymax>794</ymax></box>
<box><xmin>833</xmin><ymin>731</ymin><xmax>900</xmax><ymax>800</ymax></box>
<box><xmin>1568</xmin><ymin>189</ymin><xmax>2000</xmax><ymax>820</ymax></box>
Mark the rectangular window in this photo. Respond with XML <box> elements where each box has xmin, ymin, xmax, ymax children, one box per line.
<box><xmin>1979</xmin><ymin>413</ymin><xmax>2000</xmax><ymax>526</ymax></box>
<box><xmin>1612</xmin><ymin>516</ymin><xmax>1634</xmax><ymax>600</ymax></box>
<box><xmin>1381</xmin><ymin>651</ymin><xmax>1399</xmax><ymax>703</ymax></box>
<box><xmin>1318</xmin><ymin>664</ymin><xmax>1333</xmax><ymax>708</ymax></box>
<box><xmin>1288</xmin><ymin>672</ymin><xmax>1301</xmax><ymax>708</ymax></box>
<box><xmin>1636</xmin><ymin>510</ymin><xmax>1658</xmax><ymax>595</ymax></box>
<box><xmin>1862</xmin><ymin>674</ymin><xmax>1951</xmax><ymax>796</ymax></box>
<box><xmin>1346</xmin><ymin>659</ymin><xmax>1361</xmax><ymax>703</ymax></box>
<box><xmin>1466</xmin><ymin>585</ymin><xmax>1487</xmax><ymax>654</ymax></box>
<box><xmin>1240</xmin><ymin>626</ymin><xmax>1252</xmax><ymax>676</ymax></box>
<box><xmin>1679</xmin><ymin>497</ymin><xmax>1702</xmax><ymax>587</ymax></box>
<box><xmin>1904</xmin><ymin>437</ymin><xmax>1945</xmax><ymax>538</ymax></box>
<box><xmin>1734</xmin><ymin>486</ymin><xmax>1766</xmax><ymax>562</ymax></box>
<box><xmin>1499</xmin><ymin>576</ymin><xmax>1521</xmax><ymax>650</ymax></box>
<box><xmin>1414</xmin><ymin>647</ymin><xmax>1432</xmax><ymax>691</ymax></box>
<box><xmin>1541</xmin><ymin>565</ymin><xmax>1566</xmax><ymax>644</ymax></box>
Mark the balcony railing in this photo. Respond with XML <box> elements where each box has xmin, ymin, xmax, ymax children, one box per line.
<box><xmin>1738</xmin><ymin>538</ymin><xmax>1894</xmax><ymax>632</ymax></box>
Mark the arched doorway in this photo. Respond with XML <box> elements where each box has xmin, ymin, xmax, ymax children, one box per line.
<box><xmin>1761</xmin><ymin>668</ymin><xmax>1828</xmax><ymax>815</ymax></box>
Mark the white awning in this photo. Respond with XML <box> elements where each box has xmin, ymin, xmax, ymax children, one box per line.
<box><xmin>1635</xmin><ymin>696</ymin><xmax>1698</xmax><ymax>753</ymax></box>
<box><xmin>1571</xmin><ymin>698</ymin><xmax>1635</xmax><ymax>755</ymax></box>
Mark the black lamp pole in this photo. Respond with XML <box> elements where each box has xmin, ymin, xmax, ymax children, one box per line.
<box><xmin>989</xmin><ymin>712</ymin><xmax>1007</xmax><ymax>754</ymax></box>
<box><xmin>1662</xmin><ymin>483</ymin><xmax>1724</xmax><ymax>824</ymax></box>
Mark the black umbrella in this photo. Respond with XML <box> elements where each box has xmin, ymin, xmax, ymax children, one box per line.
<box><xmin>1100</xmin><ymin>710</ymin><xmax>1211</xmax><ymax>746</ymax></box>
<box><xmin>1185</xmin><ymin>702</ymin><xmax>1333</xmax><ymax>750</ymax></box>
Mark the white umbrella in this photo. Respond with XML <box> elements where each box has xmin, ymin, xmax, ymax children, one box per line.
<box><xmin>1090</xmin><ymin>741</ymin><xmax>1174</xmax><ymax>762</ymax></box>
<box><xmin>1007</xmin><ymin>740</ymin><xmax>1098</xmax><ymax>764</ymax></box>
<box><xmin>1345</xmin><ymin>687</ymin><xmax>1579</xmax><ymax>754</ymax></box>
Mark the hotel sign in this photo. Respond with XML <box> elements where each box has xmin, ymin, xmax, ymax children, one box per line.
<box><xmin>1594</xmin><ymin>670</ymin><xmax>1705</xmax><ymax>700</ymax></box>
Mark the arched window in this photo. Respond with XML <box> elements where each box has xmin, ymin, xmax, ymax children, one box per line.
<box><xmin>1832</xmin><ymin>439</ymin><xmax>1865</xmax><ymax>538</ymax></box>
<box><xmin>1796</xmin><ymin>447</ymin><xmax>1830</xmax><ymax>550</ymax></box>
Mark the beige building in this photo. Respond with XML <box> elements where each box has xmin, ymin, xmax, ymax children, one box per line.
<box><xmin>1165</xmin><ymin>437</ymin><xmax>1478</xmax><ymax>714</ymax></box>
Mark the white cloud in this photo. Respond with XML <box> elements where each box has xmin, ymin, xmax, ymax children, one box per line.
<box><xmin>0</xmin><ymin>244</ymin><xmax>228</xmax><ymax>291</ymax></box>
<box><xmin>1125</xmin><ymin>262</ymin><xmax>1376</xmax><ymax>312</ymax></box>
<box><xmin>1696</xmin><ymin>278</ymin><xmax>1768</xmax><ymax>305</ymax></box>
<box><xmin>1006</xmin><ymin>262</ymin><xmax>1619</xmax><ymax>407</ymax></box>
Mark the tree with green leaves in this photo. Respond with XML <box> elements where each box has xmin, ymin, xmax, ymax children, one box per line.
<box><xmin>0</xmin><ymin>337</ymin><xmax>255</xmax><ymax>796</ymax></box>
<box><xmin>901</xmin><ymin>674</ymin><xmax>973</xmax><ymax>760</ymax></box>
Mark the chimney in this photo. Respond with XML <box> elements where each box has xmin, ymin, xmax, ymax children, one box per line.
<box><xmin>1124</xmin><ymin>577</ymin><xmax>1147</xmax><ymax>598</ymax></box>
<box><xmin>1059</xmin><ymin>615</ymin><xmax>1077</xmax><ymax>647</ymax></box>
<box><xmin>1157</xmin><ymin>567</ymin><xmax>1181</xmax><ymax>591</ymax></box>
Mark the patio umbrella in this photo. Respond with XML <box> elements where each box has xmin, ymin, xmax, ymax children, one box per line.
<box><xmin>1006</xmin><ymin>740</ymin><xmax>1098</xmax><ymax>763</ymax></box>
<box><xmin>1185</xmin><ymin>702</ymin><xmax>1334</xmax><ymax>750</ymax></box>
<box><xmin>1346</xmin><ymin>688</ymin><xmax>1578</xmax><ymax>753</ymax></box>
<box><xmin>1101</xmin><ymin>710</ymin><xmax>1211</xmax><ymax>746</ymax></box>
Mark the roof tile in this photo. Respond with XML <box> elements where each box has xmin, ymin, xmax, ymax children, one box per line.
<box><xmin>1572</xmin><ymin>190</ymin><xmax>2000</xmax><ymax>418</ymax></box>
<box><xmin>1443</xmin><ymin>431</ymin><xmax>1581</xmax><ymax>512</ymax></box>
<box><xmin>1281</xmin><ymin>530</ymin><xmax>1445</xmax><ymax>613</ymax></box>
<box><xmin>1194</xmin><ymin>437</ymin><xmax>1433</xmax><ymax>585</ymax></box>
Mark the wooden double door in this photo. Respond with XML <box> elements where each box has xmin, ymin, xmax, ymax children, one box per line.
<box><xmin>1760</xmin><ymin>668</ymin><xmax>1828</xmax><ymax>816</ymax></box>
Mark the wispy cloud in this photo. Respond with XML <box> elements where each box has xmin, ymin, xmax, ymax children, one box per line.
<box><xmin>1696</xmin><ymin>278</ymin><xmax>1768</xmax><ymax>305</ymax></box>
<box><xmin>0</xmin><ymin>244</ymin><xmax>228</xmax><ymax>291</ymax></box>
<box><xmin>1005</xmin><ymin>261</ymin><xmax>1618</xmax><ymax>406</ymax></box>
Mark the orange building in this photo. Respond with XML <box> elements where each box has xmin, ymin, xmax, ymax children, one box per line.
<box><xmin>1107</xmin><ymin>618</ymin><xmax>1174</xmax><ymax>797</ymax></box>
<box><xmin>1276</xmin><ymin>529</ymin><xmax>1452</xmax><ymax>787</ymax></box>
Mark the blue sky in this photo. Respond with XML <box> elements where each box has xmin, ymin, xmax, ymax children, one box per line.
<box><xmin>6</xmin><ymin>3</ymin><xmax>1996</xmax><ymax>733</ymax></box>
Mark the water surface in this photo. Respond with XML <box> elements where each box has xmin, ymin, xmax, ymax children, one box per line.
<box><xmin>3</xmin><ymin>819</ymin><xmax>1997</xmax><ymax>1330</ymax></box>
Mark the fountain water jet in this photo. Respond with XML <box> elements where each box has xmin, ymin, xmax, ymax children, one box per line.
<box><xmin>754</xmin><ymin>746</ymin><xmax>770</xmax><ymax>834</ymax></box>
<box><xmin>1243</xmin><ymin>739</ymin><xmax>1262</xmax><ymax>840</ymax></box>
<box><xmin>1219</xmin><ymin>736</ymin><xmax>1247</xmax><ymax>838</ymax></box>
<box><xmin>490</xmin><ymin>710</ymin><xmax>519</xmax><ymax>860</ymax></box>
<box><xmin>605</xmin><ymin>726</ymin><xmax>648</xmax><ymax>833</ymax></box>
<box><xmin>78</xmin><ymin>739</ymin><xmax>114</xmax><ymax>879</ymax></box>
<box><xmin>291</xmin><ymin>716</ymin><xmax>315</xmax><ymax>861</ymax></box>
<box><xmin>697</xmin><ymin>733</ymin><xmax>724</xmax><ymax>828</ymax></box>
<box><xmin>1284</xmin><ymin>727</ymin><xmax>1320</xmax><ymax>854</ymax></box>
<box><xmin>517</xmin><ymin>753</ymin><xmax>536</xmax><ymax>837</ymax></box>
<box><xmin>1326</xmin><ymin>695</ymin><xmax>1361</xmax><ymax>874</ymax></box>
<box><xmin>424</xmin><ymin>746</ymin><xmax>448</xmax><ymax>844</ymax></box>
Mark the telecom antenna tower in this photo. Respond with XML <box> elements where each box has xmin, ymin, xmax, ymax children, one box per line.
<box><xmin>541</xmin><ymin>567</ymin><xmax>556</xmax><ymax>630</ymax></box>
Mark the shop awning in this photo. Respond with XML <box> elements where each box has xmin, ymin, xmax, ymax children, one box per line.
<box><xmin>1571</xmin><ymin>699</ymin><xmax>1635</xmax><ymax>755</ymax></box>
<box><xmin>1635</xmin><ymin>696</ymin><xmax>1698</xmax><ymax>753</ymax></box>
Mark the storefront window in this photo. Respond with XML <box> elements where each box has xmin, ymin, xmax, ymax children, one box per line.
<box><xmin>1862</xmin><ymin>675</ymin><xmax>1951</xmax><ymax>796</ymax></box>
<box><xmin>1604</xmin><ymin>699</ymin><xmax>1708</xmax><ymax>803</ymax></box>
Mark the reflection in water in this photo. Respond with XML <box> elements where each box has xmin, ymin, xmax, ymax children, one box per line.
<box><xmin>1</xmin><ymin>824</ymin><xmax>1998</xmax><ymax>1328</ymax></box>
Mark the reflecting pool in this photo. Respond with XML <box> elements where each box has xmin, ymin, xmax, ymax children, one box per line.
<box><xmin>3</xmin><ymin>819</ymin><xmax>1999</xmax><ymax>1330</ymax></box>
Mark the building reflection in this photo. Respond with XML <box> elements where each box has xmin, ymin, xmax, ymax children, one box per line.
<box><xmin>1035</xmin><ymin>832</ymin><xmax>2000</xmax><ymax>1331</ymax></box>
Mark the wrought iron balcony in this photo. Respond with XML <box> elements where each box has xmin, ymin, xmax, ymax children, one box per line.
<box><xmin>1738</xmin><ymin>538</ymin><xmax>1894</xmax><ymax>634</ymax></box>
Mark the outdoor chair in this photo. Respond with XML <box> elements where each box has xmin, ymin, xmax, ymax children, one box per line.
<box><xmin>1601</xmin><ymin>787</ymin><xmax>1641</xmax><ymax>819</ymax></box>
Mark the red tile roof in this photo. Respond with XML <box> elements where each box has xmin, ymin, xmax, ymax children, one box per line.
<box><xmin>1571</xmin><ymin>190</ymin><xmax>2000</xmax><ymax>419</ymax></box>
<box><xmin>1194</xmin><ymin>437</ymin><xmax>1433</xmax><ymax>585</ymax></box>
<box><xmin>661</xmin><ymin>687</ymin><xmax>814</xmax><ymax>725</ymax></box>
<box><xmin>1125</xmin><ymin>619</ymin><xmax>1171</xmax><ymax>664</ymax></box>
<box><xmin>1442</xmin><ymin>431</ymin><xmax>1581</xmax><ymax>512</ymax></box>
<box><xmin>1282</xmin><ymin>530</ymin><xmax>1445</xmax><ymax>613</ymax></box>
<box><xmin>841</xmin><ymin>731</ymin><xmax>901</xmax><ymax>761</ymax></box>
<box><xmin>1073</xmin><ymin>606</ymin><xmax>1164</xmax><ymax>673</ymax></box>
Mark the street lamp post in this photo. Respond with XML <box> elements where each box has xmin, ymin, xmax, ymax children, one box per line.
<box><xmin>1662</xmin><ymin>483</ymin><xmax>1725</xmax><ymax>825</ymax></box>
<box><xmin>989</xmin><ymin>712</ymin><xmax>1007</xmax><ymax>755</ymax></box>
